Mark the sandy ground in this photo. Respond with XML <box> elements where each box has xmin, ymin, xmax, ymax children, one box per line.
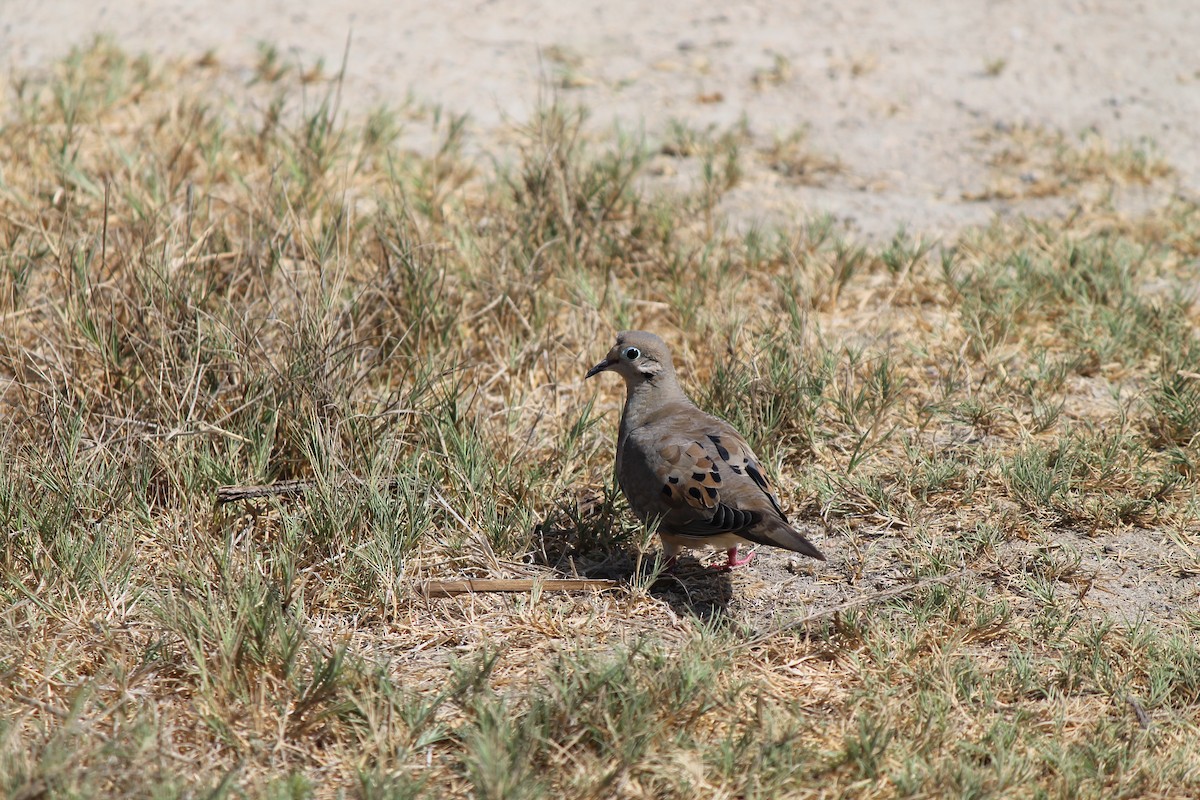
<box><xmin>5</xmin><ymin>0</ymin><xmax>1199</xmax><ymax>241</ymax></box>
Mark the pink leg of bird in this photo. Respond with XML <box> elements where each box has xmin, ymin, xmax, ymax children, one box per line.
<box><xmin>661</xmin><ymin>540</ymin><xmax>682</xmax><ymax>572</ymax></box>
<box><xmin>710</xmin><ymin>546</ymin><xmax>754</xmax><ymax>571</ymax></box>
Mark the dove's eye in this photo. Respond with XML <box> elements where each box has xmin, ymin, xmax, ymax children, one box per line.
<box><xmin>623</xmin><ymin>347</ymin><xmax>641</xmax><ymax>360</ymax></box>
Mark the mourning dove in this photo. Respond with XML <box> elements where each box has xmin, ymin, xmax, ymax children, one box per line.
<box><xmin>586</xmin><ymin>331</ymin><xmax>826</xmax><ymax>569</ymax></box>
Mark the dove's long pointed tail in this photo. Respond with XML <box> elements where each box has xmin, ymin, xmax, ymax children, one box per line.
<box><xmin>744</xmin><ymin>519</ymin><xmax>826</xmax><ymax>561</ymax></box>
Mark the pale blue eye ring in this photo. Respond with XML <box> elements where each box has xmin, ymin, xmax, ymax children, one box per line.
<box><xmin>623</xmin><ymin>347</ymin><xmax>641</xmax><ymax>360</ymax></box>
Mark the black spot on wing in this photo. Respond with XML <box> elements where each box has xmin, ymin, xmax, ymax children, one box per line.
<box><xmin>745</xmin><ymin>461</ymin><xmax>788</xmax><ymax>521</ymax></box>
<box><xmin>707</xmin><ymin>434</ymin><xmax>730</xmax><ymax>461</ymax></box>
<box><xmin>745</xmin><ymin>462</ymin><xmax>769</xmax><ymax>491</ymax></box>
<box><xmin>662</xmin><ymin>485</ymin><xmax>672</xmax><ymax>497</ymax></box>
<box><xmin>705</xmin><ymin>486</ymin><xmax>718</xmax><ymax>499</ymax></box>
<box><xmin>688</xmin><ymin>487</ymin><xmax>703</xmax><ymax>501</ymax></box>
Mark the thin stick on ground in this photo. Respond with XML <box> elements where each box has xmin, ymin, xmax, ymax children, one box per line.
<box><xmin>420</xmin><ymin>578</ymin><xmax>618</xmax><ymax>597</ymax></box>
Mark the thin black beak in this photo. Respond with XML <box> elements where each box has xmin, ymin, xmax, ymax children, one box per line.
<box><xmin>586</xmin><ymin>359</ymin><xmax>613</xmax><ymax>379</ymax></box>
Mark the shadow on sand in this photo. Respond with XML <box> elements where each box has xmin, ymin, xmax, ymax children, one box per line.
<box><xmin>532</xmin><ymin>512</ymin><xmax>734</xmax><ymax>620</ymax></box>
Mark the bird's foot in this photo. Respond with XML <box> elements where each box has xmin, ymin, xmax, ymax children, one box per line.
<box><xmin>709</xmin><ymin>547</ymin><xmax>754</xmax><ymax>571</ymax></box>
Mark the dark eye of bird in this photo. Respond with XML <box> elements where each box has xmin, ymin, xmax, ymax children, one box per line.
<box><xmin>624</xmin><ymin>347</ymin><xmax>641</xmax><ymax>360</ymax></box>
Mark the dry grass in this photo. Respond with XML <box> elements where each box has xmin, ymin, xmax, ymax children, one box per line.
<box><xmin>2</xmin><ymin>39</ymin><xmax>1200</xmax><ymax>798</ymax></box>
<box><xmin>969</xmin><ymin>123</ymin><xmax>1174</xmax><ymax>202</ymax></box>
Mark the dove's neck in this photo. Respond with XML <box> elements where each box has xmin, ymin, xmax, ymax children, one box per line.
<box><xmin>619</xmin><ymin>372</ymin><xmax>691</xmax><ymax>438</ymax></box>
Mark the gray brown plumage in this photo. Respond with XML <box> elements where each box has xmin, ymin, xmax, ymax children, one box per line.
<box><xmin>586</xmin><ymin>331</ymin><xmax>826</xmax><ymax>569</ymax></box>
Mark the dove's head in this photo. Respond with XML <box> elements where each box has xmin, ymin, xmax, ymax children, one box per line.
<box><xmin>586</xmin><ymin>331</ymin><xmax>676</xmax><ymax>385</ymax></box>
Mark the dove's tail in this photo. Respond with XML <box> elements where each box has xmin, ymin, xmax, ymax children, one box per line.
<box><xmin>745</xmin><ymin>518</ymin><xmax>827</xmax><ymax>561</ymax></box>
